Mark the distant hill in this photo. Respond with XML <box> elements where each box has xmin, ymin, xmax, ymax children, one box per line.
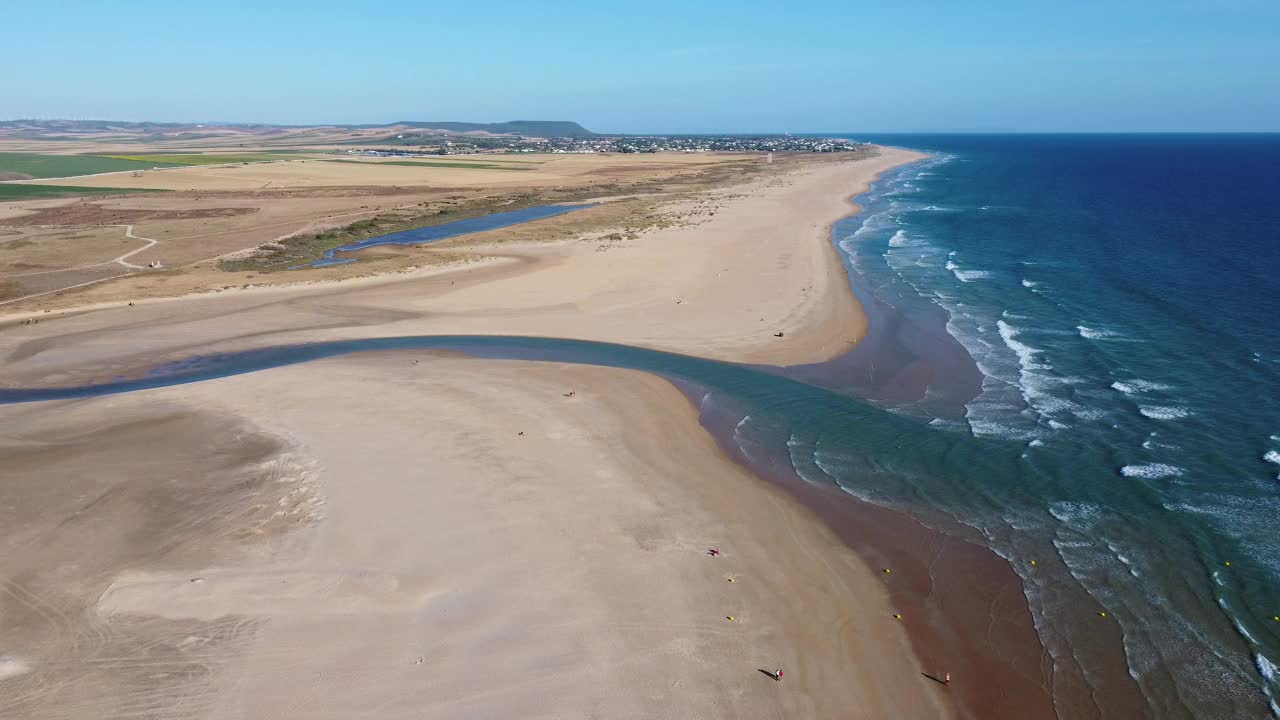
<box><xmin>395</xmin><ymin>120</ymin><xmax>595</xmax><ymax>138</ymax></box>
<box><xmin>0</xmin><ymin>119</ymin><xmax>597</xmax><ymax>139</ymax></box>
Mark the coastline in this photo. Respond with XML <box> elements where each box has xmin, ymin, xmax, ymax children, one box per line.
<box><xmin>698</xmin><ymin>386</ymin><xmax>1061</xmax><ymax>718</ymax></box>
<box><xmin>0</xmin><ymin>146</ymin><xmax>1023</xmax><ymax>718</ymax></box>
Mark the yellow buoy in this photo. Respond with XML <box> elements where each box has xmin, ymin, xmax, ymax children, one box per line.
<box><xmin>726</xmin><ymin>616</ymin><xmax>735</xmax><ymax>622</ymax></box>
<box><xmin>883</xmin><ymin>568</ymin><xmax>892</xmax><ymax>574</ymax></box>
<box><xmin>1225</xmin><ymin>561</ymin><xmax>1232</xmax><ymax>567</ymax></box>
<box><xmin>1273</xmin><ymin>615</ymin><xmax>1278</xmax><ymax>622</ymax></box>
<box><xmin>1030</xmin><ymin>560</ymin><xmax>1037</xmax><ymax>566</ymax></box>
<box><xmin>727</xmin><ymin>578</ymin><xmax>735</xmax><ymax>583</ymax></box>
<box><xmin>893</xmin><ymin>613</ymin><xmax>902</xmax><ymax>619</ymax></box>
<box><xmin>1098</xmin><ymin>611</ymin><xmax>1107</xmax><ymax>618</ymax></box>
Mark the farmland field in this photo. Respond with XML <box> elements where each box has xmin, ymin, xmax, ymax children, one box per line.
<box><xmin>0</xmin><ymin>152</ymin><xmax>184</xmax><ymax>179</ymax></box>
<box><xmin>0</xmin><ymin>184</ymin><xmax>166</xmax><ymax>200</ymax></box>
<box><xmin>102</xmin><ymin>153</ymin><xmax>293</xmax><ymax>165</ymax></box>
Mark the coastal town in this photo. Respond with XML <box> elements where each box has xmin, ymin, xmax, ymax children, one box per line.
<box><xmin>348</xmin><ymin>133</ymin><xmax>867</xmax><ymax>156</ymax></box>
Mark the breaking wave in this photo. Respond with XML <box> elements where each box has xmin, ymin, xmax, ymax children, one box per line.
<box><xmin>1139</xmin><ymin>405</ymin><xmax>1192</xmax><ymax>420</ymax></box>
<box><xmin>1121</xmin><ymin>463</ymin><xmax>1186</xmax><ymax>479</ymax></box>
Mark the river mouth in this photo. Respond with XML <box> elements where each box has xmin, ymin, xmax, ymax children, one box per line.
<box><xmin>296</xmin><ymin>203</ymin><xmax>595</xmax><ymax>268</ymax></box>
<box><xmin>0</xmin><ymin>331</ymin><xmax>1066</xmax><ymax>716</ymax></box>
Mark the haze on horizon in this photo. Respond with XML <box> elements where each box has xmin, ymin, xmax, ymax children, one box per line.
<box><xmin>6</xmin><ymin>0</ymin><xmax>1278</xmax><ymax>134</ymax></box>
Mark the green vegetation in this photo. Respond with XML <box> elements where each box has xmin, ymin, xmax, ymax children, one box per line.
<box><xmin>0</xmin><ymin>184</ymin><xmax>167</xmax><ymax>200</ymax></box>
<box><xmin>0</xmin><ymin>151</ymin><xmax>291</xmax><ymax>181</ymax></box>
<box><xmin>0</xmin><ymin>152</ymin><xmax>184</xmax><ymax>179</ymax></box>
<box><xmin>221</xmin><ymin>190</ymin><xmax>571</xmax><ymax>272</ymax></box>
<box><xmin>220</xmin><ymin>214</ymin><xmax>404</xmax><ymax>272</ymax></box>
<box><xmin>325</xmin><ymin>159</ymin><xmax>531</xmax><ymax>171</ymax></box>
<box><xmin>101</xmin><ymin>153</ymin><xmax>288</xmax><ymax>165</ymax></box>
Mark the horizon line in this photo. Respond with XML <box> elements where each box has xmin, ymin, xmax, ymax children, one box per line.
<box><xmin>3</xmin><ymin>118</ymin><xmax>1279</xmax><ymax>136</ymax></box>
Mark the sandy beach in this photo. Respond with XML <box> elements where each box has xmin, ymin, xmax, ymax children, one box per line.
<box><xmin>0</xmin><ymin>355</ymin><xmax>953</xmax><ymax>718</ymax></box>
<box><xmin>0</xmin><ymin>146</ymin><xmax>1014</xmax><ymax>718</ymax></box>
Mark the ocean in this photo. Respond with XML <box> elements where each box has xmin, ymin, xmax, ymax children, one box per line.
<box><xmin>813</xmin><ymin>134</ymin><xmax>1280</xmax><ymax>717</ymax></box>
<box><xmin>5</xmin><ymin>134</ymin><xmax>1278</xmax><ymax>718</ymax></box>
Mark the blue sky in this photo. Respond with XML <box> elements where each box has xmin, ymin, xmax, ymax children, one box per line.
<box><xmin>6</xmin><ymin>0</ymin><xmax>1278</xmax><ymax>132</ymax></box>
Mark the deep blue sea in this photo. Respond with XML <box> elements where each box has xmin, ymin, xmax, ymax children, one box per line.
<box><xmin>828</xmin><ymin>134</ymin><xmax>1280</xmax><ymax>717</ymax></box>
<box><xmin>5</xmin><ymin>135</ymin><xmax>1278</xmax><ymax>718</ymax></box>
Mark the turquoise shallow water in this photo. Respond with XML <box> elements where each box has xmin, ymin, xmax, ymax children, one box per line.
<box><xmin>6</xmin><ymin>135</ymin><xmax>1279</xmax><ymax>718</ymax></box>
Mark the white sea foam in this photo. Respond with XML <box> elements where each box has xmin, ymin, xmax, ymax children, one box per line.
<box><xmin>1121</xmin><ymin>463</ymin><xmax>1186</xmax><ymax>479</ymax></box>
<box><xmin>1139</xmin><ymin>405</ymin><xmax>1192</xmax><ymax>420</ymax></box>
<box><xmin>1256</xmin><ymin>655</ymin><xmax>1280</xmax><ymax>718</ymax></box>
<box><xmin>998</xmin><ymin>320</ymin><xmax>1048</xmax><ymax>371</ymax></box>
<box><xmin>1021</xmin><ymin>278</ymin><xmax>1039</xmax><ymax>288</ymax></box>
<box><xmin>950</xmin><ymin>317</ymin><xmax>1042</xmax><ymax>436</ymax></box>
<box><xmin>968</xmin><ymin>417</ymin><xmax>1039</xmax><ymax>440</ymax></box>
<box><xmin>1234</xmin><ymin>616</ymin><xmax>1262</xmax><ymax>646</ymax></box>
<box><xmin>1111</xmin><ymin>379</ymin><xmax>1173</xmax><ymax>394</ymax></box>
<box><xmin>888</xmin><ymin>229</ymin><xmax>910</xmax><ymax>248</ymax></box>
<box><xmin>1257</xmin><ymin>653</ymin><xmax>1278</xmax><ymax>686</ymax></box>
<box><xmin>1049</xmin><ymin>501</ymin><xmax>1104</xmax><ymax>526</ymax></box>
<box><xmin>944</xmin><ymin>259</ymin><xmax>992</xmax><ymax>282</ymax></box>
<box><xmin>842</xmin><ymin>208</ymin><xmax>897</xmax><ymax>246</ymax></box>
<box><xmin>1077</xmin><ymin>325</ymin><xmax>1124</xmax><ymax>340</ymax></box>
<box><xmin>697</xmin><ymin>391</ymin><xmax>714</xmax><ymax>412</ymax></box>
<box><xmin>1266</xmin><ymin>450</ymin><xmax>1280</xmax><ymax>481</ymax></box>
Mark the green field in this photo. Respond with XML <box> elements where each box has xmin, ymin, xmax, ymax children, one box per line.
<box><xmin>326</xmin><ymin>159</ymin><xmax>531</xmax><ymax>171</ymax></box>
<box><xmin>0</xmin><ymin>184</ymin><xmax>168</xmax><ymax>200</ymax></box>
<box><xmin>102</xmin><ymin>153</ymin><xmax>289</xmax><ymax>165</ymax></box>
<box><xmin>0</xmin><ymin>152</ymin><xmax>184</xmax><ymax>179</ymax></box>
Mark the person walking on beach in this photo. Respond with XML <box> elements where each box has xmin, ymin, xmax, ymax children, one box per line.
<box><xmin>773</xmin><ymin>669</ymin><xmax>783</xmax><ymax>681</ymax></box>
<box><xmin>944</xmin><ymin>672</ymin><xmax>951</xmax><ymax>686</ymax></box>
